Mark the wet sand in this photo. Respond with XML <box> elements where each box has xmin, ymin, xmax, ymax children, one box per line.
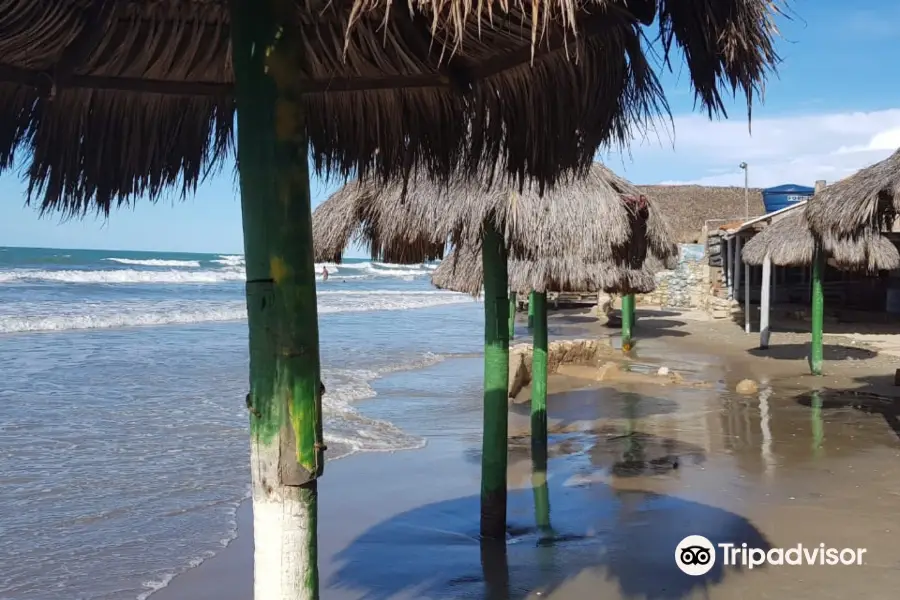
<box><xmin>153</xmin><ymin>309</ymin><xmax>900</xmax><ymax>599</ymax></box>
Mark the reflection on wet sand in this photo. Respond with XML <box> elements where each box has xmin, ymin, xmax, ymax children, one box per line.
<box><xmin>329</xmin><ymin>333</ymin><xmax>900</xmax><ymax>599</ymax></box>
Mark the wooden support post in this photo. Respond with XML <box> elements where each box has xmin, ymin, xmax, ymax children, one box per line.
<box><xmin>734</xmin><ymin>236</ymin><xmax>742</xmax><ymax>299</ymax></box>
<box><xmin>621</xmin><ymin>293</ymin><xmax>634</xmax><ymax>351</ymax></box>
<box><xmin>744</xmin><ymin>251</ymin><xmax>751</xmax><ymax>334</ymax></box>
<box><xmin>726</xmin><ymin>238</ymin><xmax>734</xmax><ymax>299</ymax></box>
<box><xmin>527</xmin><ymin>291</ymin><xmax>535</xmax><ymax>330</ymax></box>
<box><xmin>231</xmin><ymin>2</ymin><xmax>323</xmax><ymax>597</ymax></box>
<box><xmin>531</xmin><ymin>444</ymin><xmax>551</xmax><ymax>535</ymax></box>
<box><xmin>810</xmin><ymin>248</ymin><xmax>825</xmax><ymax>375</ymax></box>
<box><xmin>531</xmin><ymin>291</ymin><xmax>551</xmax><ymax>536</ymax></box>
<box><xmin>760</xmin><ymin>254</ymin><xmax>772</xmax><ymax>348</ymax></box>
<box><xmin>481</xmin><ymin>222</ymin><xmax>510</xmax><ymax>539</ymax></box>
<box><xmin>531</xmin><ymin>292</ymin><xmax>548</xmax><ymax>454</ymax></box>
<box><xmin>508</xmin><ymin>290</ymin><xmax>516</xmax><ymax>340</ymax></box>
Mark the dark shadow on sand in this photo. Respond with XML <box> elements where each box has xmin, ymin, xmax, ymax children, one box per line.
<box><xmin>748</xmin><ymin>343</ymin><xmax>877</xmax><ymax>362</ymax></box>
<box><xmin>328</xmin><ymin>452</ymin><xmax>770</xmax><ymax>600</ymax></box>
<box><xmin>605</xmin><ymin>318</ymin><xmax>690</xmax><ymax>341</ymax></box>
<box><xmin>550</xmin><ymin>315</ymin><xmax>600</xmax><ymax>325</ymax></box>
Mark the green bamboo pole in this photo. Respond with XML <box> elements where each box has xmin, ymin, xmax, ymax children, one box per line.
<box><xmin>621</xmin><ymin>293</ymin><xmax>635</xmax><ymax>351</ymax></box>
<box><xmin>481</xmin><ymin>222</ymin><xmax>510</xmax><ymax>539</ymax></box>
<box><xmin>530</xmin><ymin>292</ymin><xmax>551</xmax><ymax>534</ymax></box>
<box><xmin>232</xmin><ymin>2</ymin><xmax>322</xmax><ymax>598</ymax></box>
<box><xmin>531</xmin><ymin>448</ymin><xmax>552</xmax><ymax>535</ymax></box>
<box><xmin>527</xmin><ymin>291</ymin><xmax>535</xmax><ymax>330</ymax></box>
<box><xmin>531</xmin><ymin>292</ymin><xmax>549</xmax><ymax>452</ymax></box>
<box><xmin>508</xmin><ymin>291</ymin><xmax>516</xmax><ymax>340</ymax></box>
<box><xmin>810</xmin><ymin>248</ymin><xmax>825</xmax><ymax>375</ymax></box>
<box><xmin>480</xmin><ymin>538</ymin><xmax>511</xmax><ymax>599</ymax></box>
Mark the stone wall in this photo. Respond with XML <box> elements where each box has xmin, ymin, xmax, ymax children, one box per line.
<box><xmin>637</xmin><ymin>244</ymin><xmax>710</xmax><ymax>309</ymax></box>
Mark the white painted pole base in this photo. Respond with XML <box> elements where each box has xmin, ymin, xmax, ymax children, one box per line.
<box><xmin>252</xmin><ymin>444</ymin><xmax>318</xmax><ymax>600</ymax></box>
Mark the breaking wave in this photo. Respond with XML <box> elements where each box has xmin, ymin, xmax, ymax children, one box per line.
<box><xmin>104</xmin><ymin>258</ymin><xmax>202</xmax><ymax>268</ymax></box>
<box><xmin>0</xmin><ymin>291</ymin><xmax>472</xmax><ymax>333</ymax></box>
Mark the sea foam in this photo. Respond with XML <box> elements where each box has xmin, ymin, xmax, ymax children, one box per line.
<box><xmin>0</xmin><ymin>291</ymin><xmax>472</xmax><ymax>333</ymax></box>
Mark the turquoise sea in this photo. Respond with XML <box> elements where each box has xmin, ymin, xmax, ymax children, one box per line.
<box><xmin>0</xmin><ymin>246</ymin><xmax>483</xmax><ymax>600</ymax></box>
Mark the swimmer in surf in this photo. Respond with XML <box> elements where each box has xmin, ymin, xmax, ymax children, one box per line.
<box><xmin>322</xmin><ymin>266</ymin><xmax>329</xmax><ymax>281</ymax></box>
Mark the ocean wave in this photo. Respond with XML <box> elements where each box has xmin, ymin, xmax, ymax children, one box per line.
<box><xmin>0</xmin><ymin>268</ymin><xmax>246</xmax><ymax>284</ymax></box>
<box><xmin>104</xmin><ymin>258</ymin><xmax>202</xmax><ymax>268</ymax></box>
<box><xmin>0</xmin><ymin>261</ymin><xmax>438</xmax><ymax>285</ymax></box>
<box><xmin>0</xmin><ymin>291</ymin><xmax>472</xmax><ymax>333</ymax></box>
<box><xmin>211</xmin><ymin>254</ymin><xmax>244</xmax><ymax>267</ymax></box>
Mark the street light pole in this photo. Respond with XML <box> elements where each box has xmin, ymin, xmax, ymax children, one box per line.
<box><xmin>740</xmin><ymin>162</ymin><xmax>749</xmax><ymax>218</ymax></box>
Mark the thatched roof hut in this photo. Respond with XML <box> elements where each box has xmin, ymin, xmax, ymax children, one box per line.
<box><xmin>806</xmin><ymin>149</ymin><xmax>900</xmax><ymax>244</ymax></box>
<box><xmin>432</xmin><ymin>245</ymin><xmax>656</xmax><ymax>297</ymax></box>
<box><xmin>313</xmin><ymin>163</ymin><xmax>676</xmax><ymax>266</ymax></box>
<box><xmin>637</xmin><ymin>185</ymin><xmax>765</xmax><ymax>243</ymax></box>
<box><xmin>742</xmin><ymin>210</ymin><xmax>900</xmax><ymax>271</ymax></box>
<box><xmin>0</xmin><ymin>1</ymin><xmax>781</xmax><ymax>215</ymax></box>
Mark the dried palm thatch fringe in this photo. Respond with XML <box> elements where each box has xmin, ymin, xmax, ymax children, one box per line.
<box><xmin>742</xmin><ymin>210</ymin><xmax>899</xmax><ymax>272</ymax></box>
<box><xmin>312</xmin><ymin>162</ymin><xmax>677</xmax><ymax>265</ymax></box>
<box><xmin>806</xmin><ymin>148</ymin><xmax>900</xmax><ymax>243</ymax></box>
<box><xmin>431</xmin><ymin>244</ymin><xmax>657</xmax><ymax>297</ymax></box>
<box><xmin>0</xmin><ymin>0</ymin><xmax>782</xmax><ymax>216</ymax></box>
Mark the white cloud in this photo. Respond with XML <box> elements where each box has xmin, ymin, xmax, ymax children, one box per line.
<box><xmin>612</xmin><ymin>108</ymin><xmax>900</xmax><ymax>188</ymax></box>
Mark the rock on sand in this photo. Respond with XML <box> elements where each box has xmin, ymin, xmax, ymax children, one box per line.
<box><xmin>736</xmin><ymin>379</ymin><xmax>759</xmax><ymax>395</ymax></box>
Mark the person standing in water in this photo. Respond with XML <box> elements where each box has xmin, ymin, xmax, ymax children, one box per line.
<box><xmin>322</xmin><ymin>266</ymin><xmax>329</xmax><ymax>281</ymax></box>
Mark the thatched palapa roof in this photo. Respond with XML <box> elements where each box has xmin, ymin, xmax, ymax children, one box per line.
<box><xmin>431</xmin><ymin>245</ymin><xmax>656</xmax><ymax>297</ymax></box>
<box><xmin>742</xmin><ymin>209</ymin><xmax>900</xmax><ymax>272</ymax></box>
<box><xmin>806</xmin><ymin>149</ymin><xmax>900</xmax><ymax>244</ymax></box>
<box><xmin>637</xmin><ymin>185</ymin><xmax>765</xmax><ymax>243</ymax></box>
<box><xmin>0</xmin><ymin>1</ymin><xmax>781</xmax><ymax>215</ymax></box>
<box><xmin>313</xmin><ymin>163</ymin><xmax>676</xmax><ymax>266</ymax></box>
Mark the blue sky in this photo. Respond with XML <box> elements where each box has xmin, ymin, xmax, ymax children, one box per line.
<box><xmin>3</xmin><ymin>0</ymin><xmax>900</xmax><ymax>254</ymax></box>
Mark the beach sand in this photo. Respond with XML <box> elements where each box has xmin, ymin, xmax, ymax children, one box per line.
<box><xmin>153</xmin><ymin>309</ymin><xmax>900</xmax><ymax>599</ymax></box>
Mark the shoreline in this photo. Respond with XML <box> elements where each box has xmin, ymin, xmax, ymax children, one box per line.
<box><xmin>152</xmin><ymin>308</ymin><xmax>900</xmax><ymax>600</ymax></box>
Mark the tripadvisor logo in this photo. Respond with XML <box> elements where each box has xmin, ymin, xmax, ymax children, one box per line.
<box><xmin>675</xmin><ymin>535</ymin><xmax>716</xmax><ymax>576</ymax></box>
<box><xmin>675</xmin><ymin>535</ymin><xmax>867</xmax><ymax>576</ymax></box>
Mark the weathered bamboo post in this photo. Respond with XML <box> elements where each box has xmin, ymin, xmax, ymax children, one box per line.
<box><xmin>530</xmin><ymin>291</ymin><xmax>551</xmax><ymax>535</ymax></box>
<box><xmin>810</xmin><ymin>248</ymin><xmax>825</xmax><ymax>375</ymax></box>
<box><xmin>508</xmin><ymin>290</ymin><xmax>516</xmax><ymax>340</ymax></box>
<box><xmin>810</xmin><ymin>180</ymin><xmax>827</xmax><ymax>376</ymax></box>
<box><xmin>531</xmin><ymin>445</ymin><xmax>552</xmax><ymax>535</ymax></box>
<box><xmin>232</xmin><ymin>3</ymin><xmax>324</xmax><ymax>598</ymax></box>
<box><xmin>629</xmin><ymin>292</ymin><xmax>637</xmax><ymax>324</ymax></box>
<box><xmin>480</xmin><ymin>538</ymin><xmax>511</xmax><ymax>600</ymax></box>
<box><xmin>527</xmin><ymin>291</ymin><xmax>535</xmax><ymax>330</ymax></box>
<box><xmin>481</xmin><ymin>221</ymin><xmax>510</xmax><ymax>538</ymax></box>
<box><xmin>621</xmin><ymin>293</ymin><xmax>635</xmax><ymax>351</ymax></box>
<box><xmin>531</xmin><ymin>292</ymin><xmax>549</xmax><ymax>452</ymax></box>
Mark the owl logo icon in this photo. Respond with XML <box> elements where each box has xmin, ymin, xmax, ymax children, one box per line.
<box><xmin>675</xmin><ymin>535</ymin><xmax>716</xmax><ymax>576</ymax></box>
